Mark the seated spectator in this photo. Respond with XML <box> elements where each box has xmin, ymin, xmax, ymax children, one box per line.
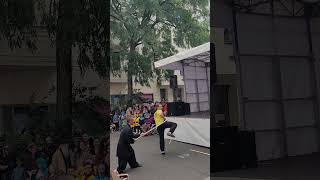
<box><xmin>75</xmin><ymin>160</ymin><xmax>95</xmax><ymax>180</ymax></box>
<box><xmin>161</xmin><ymin>99</ymin><xmax>168</xmax><ymax>116</ymax></box>
<box><xmin>93</xmin><ymin>139</ymin><xmax>100</xmax><ymax>157</ymax></box>
<box><xmin>139</xmin><ymin>106</ymin><xmax>149</xmax><ymax>126</ymax></box>
<box><xmin>89</xmin><ymin>138</ymin><xmax>96</xmax><ymax>156</ymax></box>
<box><xmin>49</xmin><ymin>143</ymin><xmax>72</xmax><ymax>178</ymax></box>
<box><xmin>11</xmin><ymin>156</ymin><xmax>26</xmax><ymax>180</ymax></box>
<box><xmin>35</xmin><ymin>156</ymin><xmax>49</xmax><ymax>179</ymax></box>
<box><xmin>24</xmin><ymin>143</ymin><xmax>38</xmax><ymax>172</ymax></box>
<box><xmin>119</xmin><ymin>110</ymin><xmax>126</xmax><ymax>131</ymax></box>
<box><xmin>112</xmin><ymin>111</ymin><xmax>120</xmax><ymax>131</ymax></box>
<box><xmin>132</xmin><ymin>114</ymin><xmax>141</xmax><ymax>134</ymax></box>
<box><xmin>120</xmin><ymin>119</ymin><xmax>127</xmax><ymax>130</ymax></box>
<box><xmin>94</xmin><ymin>163</ymin><xmax>108</xmax><ymax>180</ymax></box>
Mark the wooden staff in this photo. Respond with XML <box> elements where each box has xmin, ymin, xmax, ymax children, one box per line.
<box><xmin>134</xmin><ymin>126</ymin><xmax>157</xmax><ymax>141</ymax></box>
<box><xmin>134</xmin><ymin>120</ymin><xmax>173</xmax><ymax>141</ymax></box>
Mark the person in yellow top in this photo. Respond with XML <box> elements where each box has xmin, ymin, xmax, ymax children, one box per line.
<box><xmin>132</xmin><ymin>114</ymin><xmax>141</xmax><ymax>134</ymax></box>
<box><xmin>75</xmin><ymin>160</ymin><xmax>95</xmax><ymax>180</ymax></box>
<box><xmin>154</xmin><ymin>104</ymin><xmax>177</xmax><ymax>155</ymax></box>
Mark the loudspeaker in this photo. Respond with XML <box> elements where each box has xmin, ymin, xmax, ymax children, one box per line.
<box><xmin>239</xmin><ymin>131</ymin><xmax>258</xmax><ymax>168</ymax></box>
<box><xmin>212</xmin><ymin>126</ymin><xmax>241</xmax><ymax>172</ymax></box>
<box><xmin>183</xmin><ymin>103</ymin><xmax>190</xmax><ymax>115</ymax></box>
<box><xmin>167</xmin><ymin>102</ymin><xmax>189</xmax><ymax>116</ymax></box>
<box><xmin>211</xmin><ymin>127</ymin><xmax>258</xmax><ymax>173</ymax></box>
<box><xmin>169</xmin><ymin>75</ymin><xmax>177</xmax><ymax>89</ymax></box>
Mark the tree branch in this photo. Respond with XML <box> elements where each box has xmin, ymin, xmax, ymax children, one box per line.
<box><xmin>134</xmin><ymin>37</ymin><xmax>143</xmax><ymax>47</ymax></box>
<box><xmin>110</xmin><ymin>14</ymin><xmax>121</xmax><ymax>21</ymax></box>
<box><xmin>160</xmin><ymin>0</ymin><xmax>167</xmax><ymax>6</ymax></box>
<box><xmin>162</xmin><ymin>21</ymin><xmax>176</xmax><ymax>28</ymax></box>
<box><xmin>151</xmin><ymin>18</ymin><xmax>160</xmax><ymax>28</ymax></box>
<box><xmin>140</xmin><ymin>10</ymin><xmax>152</xmax><ymax>28</ymax></box>
<box><xmin>136</xmin><ymin>42</ymin><xmax>143</xmax><ymax>47</ymax></box>
<box><xmin>111</xmin><ymin>0</ymin><xmax>121</xmax><ymax>13</ymax></box>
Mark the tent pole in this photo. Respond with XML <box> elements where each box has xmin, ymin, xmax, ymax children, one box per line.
<box><xmin>194</xmin><ymin>63</ymin><xmax>201</xmax><ymax>112</ymax></box>
<box><xmin>205</xmin><ymin>62</ymin><xmax>210</xmax><ymax>110</ymax></box>
<box><xmin>270</xmin><ymin>0</ymin><xmax>288</xmax><ymax>157</ymax></box>
<box><xmin>211</xmin><ymin>43</ymin><xmax>216</xmax><ymax>128</ymax></box>
<box><xmin>232</xmin><ymin>7</ymin><xmax>245</xmax><ymax>130</ymax></box>
<box><xmin>182</xmin><ymin>61</ymin><xmax>187</xmax><ymax>104</ymax></box>
<box><xmin>305</xmin><ymin>4</ymin><xmax>320</xmax><ymax>152</ymax></box>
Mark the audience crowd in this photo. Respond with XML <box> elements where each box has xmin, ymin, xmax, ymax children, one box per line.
<box><xmin>111</xmin><ymin>100</ymin><xmax>168</xmax><ymax>135</ymax></box>
<box><xmin>0</xmin><ymin>100</ymin><xmax>168</xmax><ymax>180</ymax></box>
<box><xmin>0</xmin><ymin>131</ymin><xmax>109</xmax><ymax>180</ymax></box>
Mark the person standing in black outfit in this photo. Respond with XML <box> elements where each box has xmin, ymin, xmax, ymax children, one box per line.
<box><xmin>116</xmin><ymin>125</ymin><xmax>144</xmax><ymax>173</ymax></box>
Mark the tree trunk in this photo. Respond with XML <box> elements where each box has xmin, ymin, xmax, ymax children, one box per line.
<box><xmin>127</xmin><ymin>45</ymin><xmax>135</xmax><ymax>106</ymax></box>
<box><xmin>56</xmin><ymin>1</ymin><xmax>73</xmax><ymax>140</ymax></box>
<box><xmin>127</xmin><ymin>69</ymin><xmax>133</xmax><ymax>106</ymax></box>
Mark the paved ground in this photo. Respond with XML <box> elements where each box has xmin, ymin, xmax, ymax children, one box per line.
<box><xmin>110</xmin><ymin>131</ymin><xmax>210</xmax><ymax>180</ymax></box>
<box><xmin>111</xmin><ymin>131</ymin><xmax>320</xmax><ymax>180</ymax></box>
<box><xmin>212</xmin><ymin>153</ymin><xmax>320</xmax><ymax>180</ymax></box>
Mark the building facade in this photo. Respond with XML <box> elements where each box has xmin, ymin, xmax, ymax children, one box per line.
<box><xmin>0</xmin><ymin>29</ymin><xmax>107</xmax><ymax>135</ymax></box>
<box><xmin>110</xmin><ymin>70</ymin><xmax>185</xmax><ymax>106</ymax></box>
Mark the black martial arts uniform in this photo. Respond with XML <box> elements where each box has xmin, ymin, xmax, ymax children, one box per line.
<box><xmin>116</xmin><ymin>125</ymin><xmax>141</xmax><ymax>173</ymax></box>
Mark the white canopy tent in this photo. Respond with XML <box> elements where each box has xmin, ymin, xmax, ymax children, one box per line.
<box><xmin>155</xmin><ymin>42</ymin><xmax>211</xmax><ymax>147</ymax></box>
<box><xmin>155</xmin><ymin>42</ymin><xmax>210</xmax><ymax>113</ymax></box>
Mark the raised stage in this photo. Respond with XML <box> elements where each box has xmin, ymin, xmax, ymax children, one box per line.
<box><xmin>165</xmin><ymin>111</ymin><xmax>210</xmax><ymax>148</ymax></box>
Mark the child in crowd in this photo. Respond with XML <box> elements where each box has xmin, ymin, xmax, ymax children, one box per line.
<box><xmin>132</xmin><ymin>114</ymin><xmax>141</xmax><ymax>134</ymax></box>
<box><xmin>112</xmin><ymin>111</ymin><xmax>120</xmax><ymax>131</ymax></box>
<box><xmin>11</xmin><ymin>157</ymin><xmax>26</xmax><ymax>180</ymax></box>
<box><xmin>119</xmin><ymin>109</ymin><xmax>126</xmax><ymax>131</ymax></box>
<box><xmin>94</xmin><ymin>163</ymin><xmax>108</xmax><ymax>180</ymax></box>
<box><xmin>121</xmin><ymin>119</ymin><xmax>127</xmax><ymax>130</ymax></box>
<box><xmin>75</xmin><ymin>160</ymin><xmax>95</xmax><ymax>180</ymax></box>
<box><xmin>35</xmin><ymin>156</ymin><xmax>49</xmax><ymax>179</ymax></box>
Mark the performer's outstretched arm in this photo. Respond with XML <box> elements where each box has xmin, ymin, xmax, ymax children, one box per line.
<box><xmin>127</xmin><ymin>128</ymin><xmax>140</xmax><ymax>144</ymax></box>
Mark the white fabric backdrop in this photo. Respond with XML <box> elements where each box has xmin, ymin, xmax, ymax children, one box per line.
<box><xmin>164</xmin><ymin>116</ymin><xmax>210</xmax><ymax>148</ymax></box>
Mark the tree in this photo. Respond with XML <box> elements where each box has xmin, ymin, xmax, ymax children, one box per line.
<box><xmin>111</xmin><ymin>0</ymin><xmax>209</xmax><ymax>105</ymax></box>
<box><xmin>0</xmin><ymin>0</ymin><xmax>109</xmax><ymax>138</ymax></box>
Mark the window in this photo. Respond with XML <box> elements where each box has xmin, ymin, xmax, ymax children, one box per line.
<box><xmin>176</xmin><ymin>88</ymin><xmax>182</xmax><ymax>101</ymax></box>
<box><xmin>160</xmin><ymin>89</ymin><xmax>167</xmax><ymax>101</ymax></box>
<box><xmin>13</xmin><ymin>106</ymin><xmax>28</xmax><ymax>134</ymax></box>
<box><xmin>141</xmin><ymin>94</ymin><xmax>154</xmax><ymax>103</ymax></box>
<box><xmin>111</xmin><ymin>95</ymin><xmax>126</xmax><ymax>106</ymax></box>
<box><xmin>224</xmin><ymin>28</ymin><xmax>232</xmax><ymax>44</ymax></box>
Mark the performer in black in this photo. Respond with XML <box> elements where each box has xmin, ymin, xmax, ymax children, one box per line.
<box><xmin>116</xmin><ymin>124</ymin><xmax>144</xmax><ymax>173</ymax></box>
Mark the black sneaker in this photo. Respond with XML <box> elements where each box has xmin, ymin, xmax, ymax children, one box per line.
<box><xmin>161</xmin><ymin>151</ymin><xmax>166</xmax><ymax>155</ymax></box>
<box><xmin>131</xmin><ymin>163</ymin><xmax>142</xmax><ymax>168</ymax></box>
<box><xmin>117</xmin><ymin>170</ymin><xmax>125</xmax><ymax>174</ymax></box>
<box><xmin>167</xmin><ymin>132</ymin><xmax>175</xmax><ymax>138</ymax></box>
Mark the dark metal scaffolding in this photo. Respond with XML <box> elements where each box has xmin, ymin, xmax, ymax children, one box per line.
<box><xmin>212</xmin><ymin>0</ymin><xmax>320</xmax><ymax>160</ymax></box>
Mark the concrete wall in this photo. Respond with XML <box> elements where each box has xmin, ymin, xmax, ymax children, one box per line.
<box><xmin>0</xmin><ymin>30</ymin><xmax>56</xmax><ymax>67</ymax></box>
<box><xmin>0</xmin><ymin>28</ymin><xmax>107</xmax><ymax>105</ymax></box>
<box><xmin>211</xmin><ymin>27</ymin><xmax>235</xmax><ymax>75</ymax></box>
<box><xmin>216</xmin><ymin>74</ymin><xmax>240</xmax><ymax>127</ymax></box>
<box><xmin>0</xmin><ymin>66</ymin><xmax>55</xmax><ymax>104</ymax></box>
<box><xmin>0</xmin><ymin>66</ymin><xmax>107</xmax><ymax>105</ymax></box>
<box><xmin>110</xmin><ymin>69</ymin><xmax>185</xmax><ymax>103</ymax></box>
<box><xmin>110</xmin><ymin>80</ymin><xmax>184</xmax><ymax>103</ymax></box>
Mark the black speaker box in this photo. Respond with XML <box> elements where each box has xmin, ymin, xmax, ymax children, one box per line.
<box><xmin>239</xmin><ymin>131</ymin><xmax>258</xmax><ymax>168</ymax></box>
<box><xmin>183</xmin><ymin>103</ymin><xmax>190</xmax><ymax>115</ymax></box>
<box><xmin>212</xmin><ymin>126</ymin><xmax>241</xmax><ymax>172</ymax></box>
<box><xmin>167</xmin><ymin>102</ymin><xmax>190</xmax><ymax>116</ymax></box>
